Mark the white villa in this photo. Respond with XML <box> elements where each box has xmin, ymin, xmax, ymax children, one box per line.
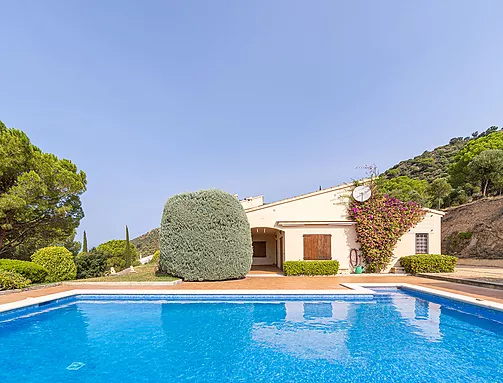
<box><xmin>240</xmin><ymin>183</ymin><xmax>444</xmax><ymax>273</ymax></box>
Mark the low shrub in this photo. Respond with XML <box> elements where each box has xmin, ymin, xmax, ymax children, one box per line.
<box><xmin>31</xmin><ymin>246</ymin><xmax>77</xmax><ymax>282</ymax></box>
<box><xmin>283</xmin><ymin>260</ymin><xmax>340</xmax><ymax>276</ymax></box>
<box><xmin>458</xmin><ymin>232</ymin><xmax>473</xmax><ymax>240</ymax></box>
<box><xmin>0</xmin><ymin>259</ymin><xmax>48</xmax><ymax>283</ymax></box>
<box><xmin>0</xmin><ymin>270</ymin><xmax>31</xmax><ymax>290</ymax></box>
<box><xmin>75</xmin><ymin>252</ymin><xmax>108</xmax><ymax>279</ymax></box>
<box><xmin>400</xmin><ymin>254</ymin><xmax>458</xmax><ymax>274</ymax></box>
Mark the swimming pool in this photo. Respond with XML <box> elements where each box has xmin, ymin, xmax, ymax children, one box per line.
<box><xmin>0</xmin><ymin>288</ymin><xmax>502</xmax><ymax>383</ymax></box>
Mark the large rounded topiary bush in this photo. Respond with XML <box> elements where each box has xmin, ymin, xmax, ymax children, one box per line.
<box><xmin>31</xmin><ymin>246</ymin><xmax>77</xmax><ymax>282</ymax></box>
<box><xmin>160</xmin><ymin>189</ymin><xmax>253</xmax><ymax>281</ymax></box>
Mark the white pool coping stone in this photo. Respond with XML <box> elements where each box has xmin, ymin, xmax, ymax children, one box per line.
<box><xmin>1</xmin><ymin>283</ymin><xmax>502</xmax><ymax>314</ymax></box>
<box><xmin>63</xmin><ymin>280</ymin><xmax>182</xmax><ymax>286</ymax></box>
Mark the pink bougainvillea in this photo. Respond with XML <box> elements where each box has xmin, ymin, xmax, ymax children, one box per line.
<box><xmin>348</xmin><ymin>194</ymin><xmax>425</xmax><ymax>272</ymax></box>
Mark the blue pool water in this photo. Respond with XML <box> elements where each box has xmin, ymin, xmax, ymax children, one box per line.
<box><xmin>0</xmin><ymin>289</ymin><xmax>502</xmax><ymax>383</ymax></box>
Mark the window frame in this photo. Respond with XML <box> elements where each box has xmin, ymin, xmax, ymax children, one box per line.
<box><xmin>252</xmin><ymin>241</ymin><xmax>267</xmax><ymax>258</ymax></box>
<box><xmin>415</xmin><ymin>233</ymin><xmax>429</xmax><ymax>254</ymax></box>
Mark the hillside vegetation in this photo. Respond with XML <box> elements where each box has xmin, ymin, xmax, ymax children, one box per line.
<box><xmin>131</xmin><ymin>228</ymin><xmax>159</xmax><ymax>256</ymax></box>
<box><xmin>382</xmin><ymin>126</ymin><xmax>503</xmax><ymax>208</ymax></box>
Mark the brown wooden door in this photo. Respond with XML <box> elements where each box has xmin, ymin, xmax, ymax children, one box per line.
<box><xmin>303</xmin><ymin>234</ymin><xmax>331</xmax><ymax>260</ymax></box>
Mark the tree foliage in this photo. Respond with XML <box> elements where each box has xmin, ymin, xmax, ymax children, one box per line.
<box><xmin>380</xmin><ymin>176</ymin><xmax>429</xmax><ymax>205</ymax></box>
<box><xmin>467</xmin><ymin>149</ymin><xmax>503</xmax><ymax>196</ymax></box>
<box><xmin>0</xmin><ymin>121</ymin><xmax>87</xmax><ymax>258</ymax></box>
<box><xmin>428</xmin><ymin>178</ymin><xmax>452</xmax><ymax>209</ymax></box>
<box><xmin>383</xmin><ymin>126</ymin><xmax>502</xmax><ymax>207</ymax></box>
<box><xmin>125</xmin><ymin>225</ymin><xmax>132</xmax><ymax>268</ymax></box>
<box><xmin>96</xmin><ymin>239</ymin><xmax>139</xmax><ymax>271</ymax></box>
<box><xmin>75</xmin><ymin>251</ymin><xmax>107</xmax><ymax>279</ymax></box>
<box><xmin>450</xmin><ymin>130</ymin><xmax>503</xmax><ymax>187</ymax></box>
<box><xmin>82</xmin><ymin>231</ymin><xmax>88</xmax><ymax>253</ymax></box>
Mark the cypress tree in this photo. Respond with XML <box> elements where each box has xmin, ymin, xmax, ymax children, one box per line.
<box><xmin>125</xmin><ymin>225</ymin><xmax>132</xmax><ymax>268</ymax></box>
<box><xmin>82</xmin><ymin>231</ymin><xmax>88</xmax><ymax>253</ymax></box>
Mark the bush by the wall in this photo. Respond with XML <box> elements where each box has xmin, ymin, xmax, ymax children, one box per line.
<box><xmin>283</xmin><ymin>260</ymin><xmax>340</xmax><ymax>276</ymax></box>
<box><xmin>75</xmin><ymin>252</ymin><xmax>108</xmax><ymax>279</ymax></box>
<box><xmin>96</xmin><ymin>240</ymin><xmax>139</xmax><ymax>271</ymax></box>
<box><xmin>0</xmin><ymin>259</ymin><xmax>48</xmax><ymax>283</ymax></box>
<box><xmin>0</xmin><ymin>270</ymin><xmax>31</xmax><ymax>290</ymax></box>
<box><xmin>400</xmin><ymin>254</ymin><xmax>458</xmax><ymax>274</ymax></box>
<box><xmin>160</xmin><ymin>189</ymin><xmax>253</xmax><ymax>281</ymax></box>
<box><xmin>31</xmin><ymin>246</ymin><xmax>77</xmax><ymax>282</ymax></box>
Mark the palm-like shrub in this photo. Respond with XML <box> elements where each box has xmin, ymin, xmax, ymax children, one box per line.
<box><xmin>31</xmin><ymin>246</ymin><xmax>77</xmax><ymax>282</ymax></box>
<box><xmin>0</xmin><ymin>259</ymin><xmax>48</xmax><ymax>283</ymax></box>
<box><xmin>160</xmin><ymin>189</ymin><xmax>253</xmax><ymax>281</ymax></box>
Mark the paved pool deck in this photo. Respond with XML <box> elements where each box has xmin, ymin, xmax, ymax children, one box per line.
<box><xmin>2</xmin><ymin>274</ymin><xmax>503</xmax><ymax>305</ymax></box>
<box><xmin>422</xmin><ymin>266</ymin><xmax>503</xmax><ymax>285</ymax></box>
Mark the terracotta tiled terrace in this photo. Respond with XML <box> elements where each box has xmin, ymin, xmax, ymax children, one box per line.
<box><xmin>2</xmin><ymin>274</ymin><xmax>503</xmax><ymax>305</ymax></box>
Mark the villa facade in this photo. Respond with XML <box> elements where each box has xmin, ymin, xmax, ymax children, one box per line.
<box><xmin>240</xmin><ymin>183</ymin><xmax>444</xmax><ymax>273</ymax></box>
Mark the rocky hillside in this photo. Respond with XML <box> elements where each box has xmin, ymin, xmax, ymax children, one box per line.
<box><xmin>131</xmin><ymin>228</ymin><xmax>159</xmax><ymax>256</ymax></box>
<box><xmin>442</xmin><ymin>196</ymin><xmax>503</xmax><ymax>258</ymax></box>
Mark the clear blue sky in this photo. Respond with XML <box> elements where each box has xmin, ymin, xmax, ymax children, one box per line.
<box><xmin>1</xmin><ymin>1</ymin><xmax>502</xmax><ymax>247</ymax></box>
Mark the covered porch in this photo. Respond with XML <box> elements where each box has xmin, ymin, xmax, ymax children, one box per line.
<box><xmin>251</xmin><ymin>227</ymin><xmax>285</xmax><ymax>268</ymax></box>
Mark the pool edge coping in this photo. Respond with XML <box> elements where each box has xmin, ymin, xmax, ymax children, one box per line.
<box><xmin>342</xmin><ymin>282</ymin><xmax>503</xmax><ymax>312</ymax></box>
<box><xmin>1</xmin><ymin>284</ymin><xmax>502</xmax><ymax>314</ymax></box>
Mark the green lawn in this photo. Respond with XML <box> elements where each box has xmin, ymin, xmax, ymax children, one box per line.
<box><xmin>81</xmin><ymin>264</ymin><xmax>179</xmax><ymax>282</ymax></box>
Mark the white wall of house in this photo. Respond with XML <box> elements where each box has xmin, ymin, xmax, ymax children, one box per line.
<box><xmin>393</xmin><ymin>211</ymin><xmax>443</xmax><ymax>257</ymax></box>
<box><xmin>280</xmin><ymin>226</ymin><xmax>358</xmax><ymax>270</ymax></box>
<box><xmin>243</xmin><ymin>183</ymin><xmax>444</xmax><ymax>272</ymax></box>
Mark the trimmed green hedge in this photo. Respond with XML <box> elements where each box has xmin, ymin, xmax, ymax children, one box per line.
<box><xmin>0</xmin><ymin>259</ymin><xmax>48</xmax><ymax>283</ymax></box>
<box><xmin>0</xmin><ymin>270</ymin><xmax>31</xmax><ymax>290</ymax></box>
<box><xmin>283</xmin><ymin>260</ymin><xmax>340</xmax><ymax>276</ymax></box>
<box><xmin>160</xmin><ymin>189</ymin><xmax>253</xmax><ymax>281</ymax></box>
<box><xmin>400</xmin><ymin>254</ymin><xmax>458</xmax><ymax>274</ymax></box>
<box><xmin>31</xmin><ymin>246</ymin><xmax>77</xmax><ymax>282</ymax></box>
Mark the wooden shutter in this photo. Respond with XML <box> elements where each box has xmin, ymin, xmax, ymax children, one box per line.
<box><xmin>303</xmin><ymin>234</ymin><xmax>331</xmax><ymax>260</ymax></box>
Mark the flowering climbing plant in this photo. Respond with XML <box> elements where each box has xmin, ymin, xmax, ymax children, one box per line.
<box><xmin>348</xmin><ymin>189</ymin><xmax>425</xmax><ymax>273</ymax></box>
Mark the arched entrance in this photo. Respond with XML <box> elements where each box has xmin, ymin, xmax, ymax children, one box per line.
<box><xmin>250</xmin><ymin>227</ymin><xmax>285</xmax><ymax>269</ymax></box>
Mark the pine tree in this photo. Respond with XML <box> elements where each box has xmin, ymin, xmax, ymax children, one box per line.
<box><xmin>125</xmin><ymin>225</ymin><xmax>132</xmax><ymax>268</ymax></box>
<box><xmin>82</xmin><ymin>231</ymin><xmax>88</xmax><ymax>253</ymax></box>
